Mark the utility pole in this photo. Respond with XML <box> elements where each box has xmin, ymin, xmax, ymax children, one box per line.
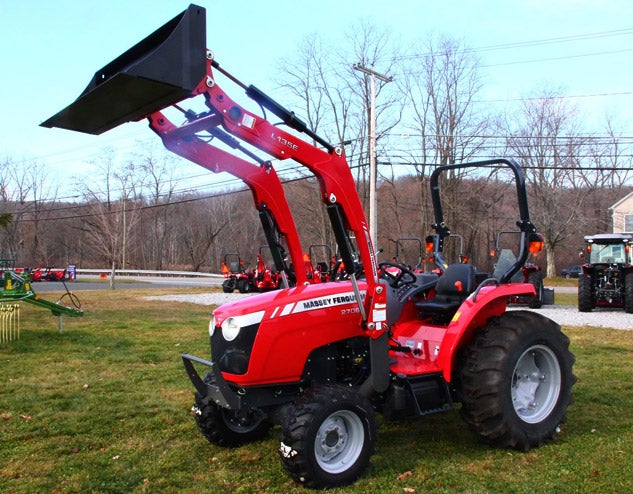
<box><xmin>353</xmin><ymin>64</ymin><xmax>392</xmax><ymax>252</ymax></box>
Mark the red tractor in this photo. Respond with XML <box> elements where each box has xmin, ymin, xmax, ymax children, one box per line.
<box><xmin>389</xmin><ymin>237</ymin><xmax>427</xmax><ymax>272</ymax></box>
<box><xmin>252</xmin><ymin>246</ymin><xmax>282</xmax><ymax>292</ymax></box>
<box><xmin>221</xmin><ymin>249</ymin><xmax>282</xmax><ymax>294</ymax></box>
<box><xmin>29</xmin><ymin>266</ymin><xmax>67</xmax><ymax>282</ymax></box>
<box><xmin>220</xmin><ymin>253</ymin><xmax>253</xmax><ymax>294</ymax></box>
<box><xmin>44</xmin><ymin>5</ymin><xmax>576</xmax><ymax>489</ymax></box>
<box><xmin>304</xmin><ymin>244</ymin><xmax>335</xmax><ymax>284</ymax></box>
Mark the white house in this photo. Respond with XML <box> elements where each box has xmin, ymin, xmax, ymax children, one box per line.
<box><xmin>610</xmin><ymin>191</ymin><xmax>633</xmax><ymax>234</ymax></box>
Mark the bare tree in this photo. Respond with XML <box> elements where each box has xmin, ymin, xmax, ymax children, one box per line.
<box><xmin>276</xmin><ymin>22</ymin><xmax>401</xmax><ymax>248</ymax></box>
<box><xmin>175</xmin><ymin>193</ymin><xmax>249</xmax><ymax>272</ymax></box>
<box><xmin>78</xmin><ymin>148</ymin><xmax>142</xmax><ymax>287</ymax></box>
<box><xmin>0</xmin><ymin>158</ymin><xmax>14</xmax><ymax>231</ymax></box>
<box><xmin>344</xmin><ymin>21</ymin><xmax>401</xmax><ymax>209</ymax></box>
<box><xmin>276</xmin><ymin>34</ymin><xmax>353</xmax><ymax>146</ymax></box>
<box><xmin>503</xmin><ymin>88</ymin><xmax>592</xmax><ymax>277</ymax></box>
<box><xmin>284</xmin><ymin>178</ymin><xmax>337</xmax><ymax>249</ymax></box>
<box><xmin>565</xmin><ymin>115</ymin><xmax>633</xmax><ymax>242</ymax></box>
<box><xmin>0</xmin><ymin>158</ymin><xmax>60</xmax><ymax>265</ymax></box>
<box><xmin>135</xmin><ymin>143</ymin><xmax>179</xmax><ymax>270</ymax></box>
<box><xmin>398</xmin><ymin>34</ymin><xmax>488</xmax><ymax>238</ymax></box>
<box><xmin>400</xmin><ymin>34</ymin><xmax>487</xmax><ymax>166</ymax></box>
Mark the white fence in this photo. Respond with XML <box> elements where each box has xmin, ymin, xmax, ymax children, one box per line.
<box><xmin>76</xmin><ymin>268</ymin><xmax>224</xmax><ymax>279</ymax></box>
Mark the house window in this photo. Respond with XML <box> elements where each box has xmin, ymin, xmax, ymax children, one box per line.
<box><xmin>626</xmin><ymin>213</ymin><xmax>633</xmax><ymax>233</ymax></box>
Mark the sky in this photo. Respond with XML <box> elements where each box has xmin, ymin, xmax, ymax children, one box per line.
<box><xmin>2</xmin><ymin>0</ymin><xmax>632</xmax><ymax>193</ymax></box>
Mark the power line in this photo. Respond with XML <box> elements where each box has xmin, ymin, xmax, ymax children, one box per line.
<box><xmin>390</xmin><ymin>27</ymin><xmax>633</xmax><ymax>63</ymax></box>
<box><xmin>378</xmin><ymin>160</ymin><xmax>633</xmax><ymax>172</ymax></box>
<box><xmin>4</xmin><ymin>132</ymin><xmax>632</xmax><ymax>207</ymax></box>
<box><xmin>481</xmin><ymin>47</ymin><xmax>633</xmax><ymax>68</ymax></box>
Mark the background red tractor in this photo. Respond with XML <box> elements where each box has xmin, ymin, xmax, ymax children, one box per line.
<box><xmin>220</xmin><ymin>253</ymin><xmax>253</xmax><ymax>293</ymax></box>
<box><xmin>252</xmin><ymin>246</ymin><xmax>282</xmax><ymax>292</ymax></box>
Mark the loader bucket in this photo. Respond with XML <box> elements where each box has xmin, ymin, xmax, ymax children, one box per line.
<box><xmin>41</xmin><ymin>4</ymin><xmax>206</xmax><ymax>135</ymax></box>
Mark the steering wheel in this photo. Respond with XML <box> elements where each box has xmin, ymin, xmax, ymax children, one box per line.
<box><xmin>378</xmin><ymin>261</ymin><xmax>417</xmax><ymax>287</ymax></box>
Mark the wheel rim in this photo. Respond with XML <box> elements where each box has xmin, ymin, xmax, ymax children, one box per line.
<box><xmin>314</xmin><ymin>410</ymin><xmax>364</xmax><ymax>474</ymax></box>
<box><xmin>511</xmin><ymin>345</ymin><xmax>562</xmax><ymax>424</ymax></box>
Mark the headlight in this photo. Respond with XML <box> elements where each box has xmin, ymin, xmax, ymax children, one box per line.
<box><xmin>221</xmin><ymin>317</ymin><xmax>241</xmax><ymax>342</ymax></box>
<box><xmin>208</xmin><ymin>314</ymin><xmax>216</xmax><ymax>337</ymax></box>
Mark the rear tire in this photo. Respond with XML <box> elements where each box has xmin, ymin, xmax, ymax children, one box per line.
<box><xmin>237</xmin><ymin>279</ymin><xmax>251</xmax><ymax>293</ymax></box>
<box><xmin>527</xmin><ymin>271</ymin><xmax>544</xmax><ymax>308</ymax></box>
<box><xmin>192</xmin><ymin>374</ymin><xmax>270</xmax><ymax>447</ymax></box>
<box><xmin>459</xmin><ymin>310</ymin><xmax>575</xmax><ymax>451</ymax></box>
<box><xmin>578</xmin><ymin>274</ymin><xmax>593</xmax><ymax>312</ymax></box>
<box><xmin>222</xmin><ymin>279</ymin><xmax>234</xmax><ymax>293</ymax></box>
<box><xmin>279</xmin><ymin>385</ymin><xmax>376</xmax><ymax>488</ymax></box>
<box><xmin>625</xmin><ymin>272</ymin><xmax>633</xmax><ymax>314</ymax></box>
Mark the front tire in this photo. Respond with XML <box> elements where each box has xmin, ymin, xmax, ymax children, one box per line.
<box><xmin>192</xmin><ymin>374</ymin><xmax>270</xmax><ymax>447</ymax></box>
<box><xmin>279</xmin><ymin>385</ymin><xmax>376</xmax><ymax>488</ymax></box>
<box><xmin>578</xmin><ymin>274</ymin><xmax>593</xmax><ymax>312</ymax></box>
<box><xmin>459</xmin><ymin>311</ymin><xmax>575</xmax><ymax>451</ymax></box>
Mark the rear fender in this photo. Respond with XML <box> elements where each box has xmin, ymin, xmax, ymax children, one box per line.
<box><xmin>436</xmin><ymin>283</ymin><xmax>536</xmax><ymax>382</ymax></box>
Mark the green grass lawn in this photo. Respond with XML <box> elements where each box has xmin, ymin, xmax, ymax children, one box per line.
<box><xmin>2</xmin><ymin>287</ymin><xmax>632</xmax><ymax>493</ymax></box>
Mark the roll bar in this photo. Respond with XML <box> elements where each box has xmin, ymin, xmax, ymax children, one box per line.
<box><xmin>429</xmin><ymin>158</ymin><xmax>540</xmax><ymax>284</ymax></box>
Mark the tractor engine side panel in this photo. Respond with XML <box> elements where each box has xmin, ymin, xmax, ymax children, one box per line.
<box><xmin>212</xmin><ymin>283</ymin><xmax>367</xmax><ymax>387</ymax></box>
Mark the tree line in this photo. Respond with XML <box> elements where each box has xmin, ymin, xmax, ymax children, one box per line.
<box><xmin>1</xmin><ymin>26</ymin><xmax>631</xmax><ymax>278</ymax></box>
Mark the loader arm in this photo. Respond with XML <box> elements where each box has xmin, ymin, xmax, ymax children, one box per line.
<box><xmin>41</xmin><ymin>4</ymin><xmax>382</xmax><ymax>330</ymax></box>
<box><xmin>194</xmin><ymin>56</ymin><xmax>379</xmax><ymax>290</ymax></box>
<box><xmin>147</xmin><ymin>110</ymin><xmax>306</xmax><ymax>286</ymax></box>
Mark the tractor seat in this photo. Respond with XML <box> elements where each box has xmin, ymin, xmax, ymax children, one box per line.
<box><xmin>415</xmin><ymin>263</ymin><xmax>477</xmax><ymax>324</ymax></box>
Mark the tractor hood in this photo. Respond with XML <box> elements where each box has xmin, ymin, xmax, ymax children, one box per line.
<box><xmin>212</xmin><ymin>281</ymin><xmax>368</xmax><ymax>328</ymax></box>
<box><xmin>209</xmin><ymin>281</ymin><xmax>369</xmax><ymax>386</ymax></box>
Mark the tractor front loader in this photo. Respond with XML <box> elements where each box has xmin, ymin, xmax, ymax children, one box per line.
<box><xmin>43</xmin><ymin>5</ymin><xmax>576</xmax><ymax>489</ymax></box>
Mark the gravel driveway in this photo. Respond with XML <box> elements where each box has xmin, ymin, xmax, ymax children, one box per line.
<box><xmin>515</xmin><ymin>305</ymin><xmax>631</xmax><ymax>330</ymax></box>
<box><xmin>146</xmin><ymin>287</ymin><xmax>631</xmax><ymax>331</ymax></box>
